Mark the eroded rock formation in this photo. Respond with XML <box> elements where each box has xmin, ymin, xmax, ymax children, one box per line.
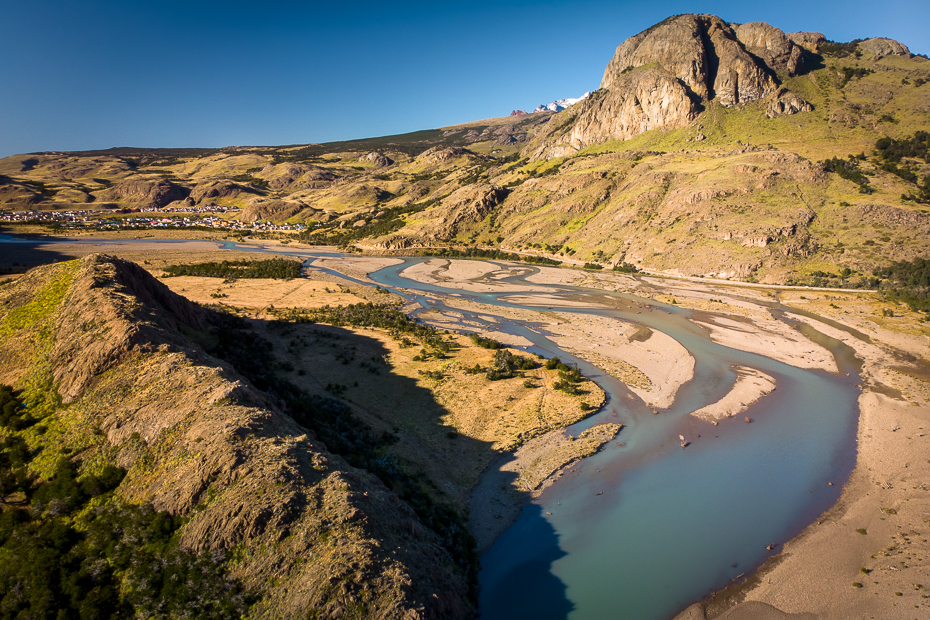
<box><xmin>535</xmin><ymin>14</ymin><xmax>812</xmax><ymax>157</ymax></box>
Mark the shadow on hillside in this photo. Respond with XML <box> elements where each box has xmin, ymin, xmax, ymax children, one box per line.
<box><xmin>0</xmin><ymin>226</ymin><xmax>79</xmax><ymax>274</ymax></box>
<box><xmin>209</xmin><ymin>311</ymin><xmax>574</xmax><ymax>617</ymax></box>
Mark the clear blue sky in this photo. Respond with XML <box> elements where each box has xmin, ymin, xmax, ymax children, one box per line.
<box><xmin>2</xmin><ymin>0</ymin><xmax>928</xmax><ymax>157</ymax></box>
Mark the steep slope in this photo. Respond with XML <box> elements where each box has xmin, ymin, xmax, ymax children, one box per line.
<box><xmin>0</xmin><ymin>255</ymin><xmax>472</xmax><ymax>618</ymax></box>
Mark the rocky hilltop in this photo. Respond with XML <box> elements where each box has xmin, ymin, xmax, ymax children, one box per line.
<box><xmin>0</xmin><ymin>255</ymin><xmax>472</xmax><ymax>618</ymax></box>
<box><xmin>529</xmin><ymin>14</ymin><xmax>823</xmax><ymax>158</ymax></box>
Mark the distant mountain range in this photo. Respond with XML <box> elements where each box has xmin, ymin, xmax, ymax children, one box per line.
<box><xmin>509</xmin><ymin>91</ymin><xmax>592</xmax><ymax>116</ymax></box>
<box><xmin>532</xmin><ymin>92</ymin><xmax>591</xmax><ymax>113</ymax></box>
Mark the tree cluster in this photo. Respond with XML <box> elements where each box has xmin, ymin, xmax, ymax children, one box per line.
<box><xmin>0</xmin><ymin>386</ymin><xmax>248</xmax><ymax>619</ymax></box>
<box><xmin>163</xmin><ymin>258</ymin><xmax>301</xmax><ymax>280</ymax></box>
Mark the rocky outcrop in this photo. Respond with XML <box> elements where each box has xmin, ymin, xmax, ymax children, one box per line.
<box><xmin>856</xmin><ymin>203</ymin><xmax>930</xmax><ymax>227</ymax></box>
<box><xmin>704</xmin><ymin>16</ymin><xmax>779</xmax><ymax>106</ymax></box>
<box><xmin>416</xmin><ymin>146</ymin><xmax>477</xmax><ymax>166</ymax></box>
<box><xmin>510</xmin><ymin>110</ymin><xmax>528</xmax><ymax>116</ymax></box>
<box><xmin>765</xmin><ymin>88</ymin><xmax>814</xmax><ymax>117</ymax></box>
<box><xmin>860</xmin><ymin>37</ymin><xmax>911</xmax><ymax>58</ymax></box>
<box><xmin>601</xmin><ymin>15</ymin><xmax>778</xmax><ymax>106</ymax></box>
<box><xmin>787</xmin><ymin>32</ymin><xmax>825</xmax><ymax>53</ymax></box>
<box><xmin>735</xmin><ymin>22</ymin><xmax>806</xmax><ymax>75</ymax></box>
<box><xmin>361</xmin><ymin>151</ymin><xmax>394</xmax><ymax>168</ymax></box>
<box><xmin>568</xmin><ymin>68</ymin><xmax>700</xmax><ymax>148</ymax></box>
<box><xmin>602</xmin><ymin>14</ymin><xmax>710</xmax><ymax>99</ymax></box>
<box><xmin>99</xmin><ymin>177</ymin><xmax>190</xmax><ymax>208</ymax></box>
<box><xmin>543</xmin><ymin>14</ymin><xmax>796</xmax><ymax>157</ymax></box>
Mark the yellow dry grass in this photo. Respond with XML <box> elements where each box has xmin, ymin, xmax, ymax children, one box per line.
<box><xmin>157</xmin><ymin>276</ymin><xmax>369</xmax><ymax>312</ymax></box>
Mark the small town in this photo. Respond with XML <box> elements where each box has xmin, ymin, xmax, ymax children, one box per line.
<box><xmin>0</xmin><ymin>205</ymin><xmax>308</xmax><ymax>232</ymax></box>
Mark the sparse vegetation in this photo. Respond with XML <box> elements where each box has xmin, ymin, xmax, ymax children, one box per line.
<box><xmin>839</xmin><ymin>66</ymin><xmax>874</xmax><ymax>88</ymax></box>
<box><xmin>874</xmin><ymin>257</ymin><xmax>930</xmax><ymax>313</ymax></box>
<box><xmin>485</xmin><ymin>349</ymin><xmax>538</xmax><ymax>381</ymax></box>
<box><xmin>613</xmin><ymin>262</ymin><xmax>641</xmax><ymax>274</ymax></box>
<box><xmin>209</xmin><ymin>309</ymin><xmax>478</xmax><ymax>594</ymax></box>
<box><xmin>420</xmin><ymin>247</ymin><xmax>561</xmax><ymax>266</ymax></box>
<box><xmin>469</xmin><ymin>333</ymin><xmax>503</xmax><ymax>349</ymax></box>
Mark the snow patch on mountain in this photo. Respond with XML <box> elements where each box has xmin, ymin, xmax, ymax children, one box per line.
<box><xmin>533</xmin><ymin>92</ymin><xmax>591</xmax><ymax>113</ymax></box>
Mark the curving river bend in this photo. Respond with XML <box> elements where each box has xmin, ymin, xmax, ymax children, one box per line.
<box><xmin>2</xmin><ymin>236</ymin><xmax>863</xmax><ymax>620</ymax></box>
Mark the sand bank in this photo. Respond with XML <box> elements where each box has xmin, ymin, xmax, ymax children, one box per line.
<box><xmin>677</xmin><ymin>303</ymin><xmax>930</xmax><ymax>619</ymax></box>
<box><xmin>399</xmin><ymin>259</ymin><xmax>550</xmax><ymax>293</ymax></box>
<box><xmin>690</xmin><ymin>367</ymin><xmax>776</xmax><ymax>421</ymax></box>
<box><xmin>312</xmin><ymin>256</ymin><xmax>403</xmax><ymax>282</ymax></box>
<box><xmin>692</xmin><ymin>315</ymin><xmax>837</xmax><ymax>372</ymax></box>
<box><xmin>544</xmin><ymin>313</ymin><xmax>695</xmax><ymax>408</ymax></box>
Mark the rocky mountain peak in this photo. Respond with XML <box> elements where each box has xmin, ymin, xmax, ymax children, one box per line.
<box><xmin>532</xmin><ymin>14</ymin><xmax>817</xmax><ymax>158</ymax></box>
<box><xmin>735</xmin><ymin>22</ymin><xmax>806</xmax><ymax>76</ymax></box>
<box><xmin>786</xmin><ymin>31</ymin><xmax>826</xmax><ymax>53</ymax></box>
<box><xmin>602</xmin><ymin>14</ymin><xmax>785</xmax><ymax>107</ymax></box>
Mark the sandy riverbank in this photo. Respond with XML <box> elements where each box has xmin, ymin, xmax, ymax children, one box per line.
<box><xmin>298</xmin><ymin>253</ymin><xmax>930</xmax><ymax>615</ymax></box>
<box><xmin>312</xmin><ymin>256</ymin><xmax>403</xmax><ymax>283</ymax></box>
<box><xmin>398</xmin><ymin>258</ymin><xmax>552</xmax><ymax>293</ymax></box>
<box><xmin>692</xmin><ymin>314</ymin><xmax>838</xmax><ymax>372</ymax></box>
<box><xmin>690</xmin><ymin>367</ymin><xmax>776</xmax><ymax>422</ymax></box>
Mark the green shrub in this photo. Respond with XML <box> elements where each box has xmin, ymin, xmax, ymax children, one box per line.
<box><xmin>485</xmin><ymin>349</ymin><xmax>538</xmax><ymax>381</ymax></box>
<box><xmin>822</xmin><ymin>157</ymin><xmax>873</xmax><ymax>193</ymax></box>
<box><xmin>469</xmin><ymin>333</ymin><xmax>503</xmax><ymax>349</ymax></box>
<box><xmin>0</xmin><ymin>383</ymin><xmax>249</xmax><ymax>617</ymax></box>
<box><xmin>613</xmin><ymin>262</ymin><xmax>641</xmax><ymax>274</ymax></box>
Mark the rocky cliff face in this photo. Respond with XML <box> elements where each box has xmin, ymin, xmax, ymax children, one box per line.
<box><xmin>534</xmin><ymin>14</ymin><xmax>812</xmax><ymax>158</ymax></box>
<box><xmin>567</xmin><ymin>68</ymin><xmax>700</xmax><ymax>150</ymax></box>
<box><xmin>600</xmin><ymin>15</ymin><xmax>782</xmax><ymax>106</ymax></box>
<box><xmin>735</xmin><ymin>22</ymin><xmax>805</xmax><ymax>76</ymax></box>
<box><xmin>787</xmin><ymin>32</ymin><xmax>825</xmax><ymax>53</ymax></box>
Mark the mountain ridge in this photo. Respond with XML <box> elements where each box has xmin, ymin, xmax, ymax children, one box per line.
<box><xmin>0</xmin><ymin>254</ymin><xmax>473</xmax><ymax>618</ymax></box>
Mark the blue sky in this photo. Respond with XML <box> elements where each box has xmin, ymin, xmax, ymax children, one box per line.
<box><xmin>1</xmin><ymin>0</ymin><xmax>928</xmax><ymax>157</ymax></box>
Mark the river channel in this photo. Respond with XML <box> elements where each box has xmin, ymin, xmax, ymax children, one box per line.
<box><xmin>2</xmin><ymin>236</ymin><xmax>863</xmax><ymax>620</ymax></box>
<box><xmin>363</xmin><ymin>258</ymin><xmax>860</xmax><ymax>620</ymax></box>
